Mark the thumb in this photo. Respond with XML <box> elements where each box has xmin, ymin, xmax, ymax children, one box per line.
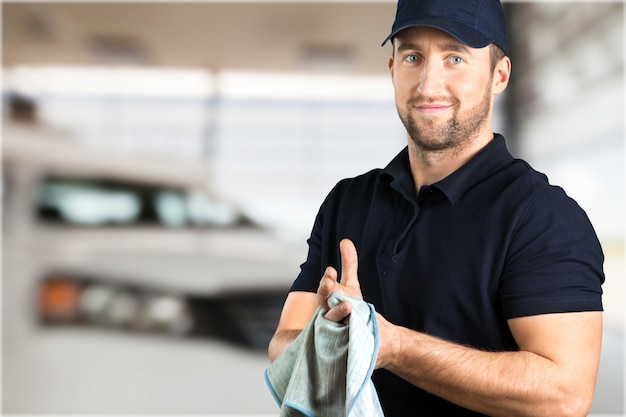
<box><xmin>340</xmin><ymin>238</ymin><xmax>359</xmax><ymax>287</ymax></box>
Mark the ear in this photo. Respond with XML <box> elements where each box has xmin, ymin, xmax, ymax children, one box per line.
<box><xmin>492</xmin><ymin>56</ymin><xmax>511</xmax><ymax>95</ymax></box>
<box><xmin>388</xmin><ymin>55</ymin><xmax>395</xmax><ymax>81</ymax></box>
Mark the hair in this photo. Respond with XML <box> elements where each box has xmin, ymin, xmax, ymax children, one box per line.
<box><xmin>489</xmin><ymin>44</ymin><xmax>506</xmax><ymax>72</ymax></box>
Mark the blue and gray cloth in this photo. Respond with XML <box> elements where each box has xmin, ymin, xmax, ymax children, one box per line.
<box><xmin>265</xmin><ymin>292</ymin><xmax>384</xmax><ymax>417</ymax></box>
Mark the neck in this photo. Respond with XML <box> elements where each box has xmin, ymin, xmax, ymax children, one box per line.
<box><xmin>408</xmin><ymin>131</ymin><xmax>495</xmax><ymax>192</ymax></box>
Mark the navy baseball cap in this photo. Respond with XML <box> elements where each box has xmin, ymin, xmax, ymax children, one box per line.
<box><xmin>382</xmin><ymin>0</ymin><xmax>508</xmax><ymax>55</ymax></box>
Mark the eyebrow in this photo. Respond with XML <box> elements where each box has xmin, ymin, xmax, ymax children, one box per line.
<box><xmin>396</xmin><ymin>41</ymin><xmax>475</xmax><ymax>56</ymax></box>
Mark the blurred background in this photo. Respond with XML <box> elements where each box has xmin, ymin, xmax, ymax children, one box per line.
<box><xmin>1</xmin><ymin>1</ymin><xmax>623</xmax><ymax>415</ymax></box>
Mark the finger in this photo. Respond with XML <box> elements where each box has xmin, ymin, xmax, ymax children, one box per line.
<box><xmin>317</xmin><ymin>267</ymin><xmax>337</xmax><ymax>309</ymax></box>
<box><xmin>323</xmin><ymin>300</ymin><xmax>352</xmax><ymax>324</ymax></box>
<box><xmin>339</xmin><ymin>239</ymin><xmax>359</xmax><ymax>286</ymax></box>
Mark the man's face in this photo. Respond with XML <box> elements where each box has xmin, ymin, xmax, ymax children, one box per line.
<box><xmin>389</xmin><ymin>27</ymin><xmax>499</xmax><ymax>153</ymax></box>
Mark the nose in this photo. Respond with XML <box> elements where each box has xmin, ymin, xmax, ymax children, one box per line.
<box><xmin>417</xmin><ymin>59</ymin><xmax>444</xmax><ymax>96</ymax></box>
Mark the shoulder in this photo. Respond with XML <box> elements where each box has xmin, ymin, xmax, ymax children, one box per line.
<box><xmin>323</xmin><ymin>168</ymin><xmax>385</xmax><ymax>206</ymax></box>
<box><xmin>487</xmin><ymin>158</ymin><xmax>588</xmax><ymax>221</ymax></box>
<box><xmin>484</xmin><ymin>158</ymin><xmax>603</xmax><ymax>264</ymax></box>
<box><xmin>326</xmin><ymin>146</ymin><xmax>410</xmax><ymax>200</ymax></box>
<box><xmin>508</xmin><ymin>161</ymin><xmax>594</xmax><ymax>228</ymax></box>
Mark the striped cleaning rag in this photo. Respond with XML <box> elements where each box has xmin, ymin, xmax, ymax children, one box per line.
<box><xmin>265</xmin><ymin>292</ymin><xmax>384</xmax><ymax>417</ymax></box>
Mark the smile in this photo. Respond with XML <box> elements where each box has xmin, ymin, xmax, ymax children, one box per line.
<box><xmin>414</xmin><ymin>104</ymin><xmax>452</xmax><ymax>115</ymax></box>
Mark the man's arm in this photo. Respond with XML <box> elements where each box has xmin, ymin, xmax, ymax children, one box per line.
<box><xmin>376</xmin><ymin>310</ymin><xmax>602</xmax><ymax>417</ymax></box>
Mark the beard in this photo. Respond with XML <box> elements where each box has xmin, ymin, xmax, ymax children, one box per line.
<box><xmin>398</xmin><ymin>83</ymin><xmax>493</xmax><ymax>153</ymax></box>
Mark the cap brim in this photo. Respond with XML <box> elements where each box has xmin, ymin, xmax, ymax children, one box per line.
<box><xmin>381</xmin><ymin>18</ymin><xmax>493</xmax><ymax>49</ymax></box>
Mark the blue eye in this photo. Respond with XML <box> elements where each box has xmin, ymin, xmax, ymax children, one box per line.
<box><xmin>404</xmin><ymin>54</ymin><xmax>421</xmax><ymax>63</ymax></box>
<box><xmin>449</xmin><ymin>56</ymin><xmax>464</xmax><ymax>64</ymax></box>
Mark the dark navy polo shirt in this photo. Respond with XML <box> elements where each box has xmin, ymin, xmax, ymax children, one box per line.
<box><xmin>290</xmin><ymin>134</ymin><xmax>604</xmax><ymax>416</ymax></box>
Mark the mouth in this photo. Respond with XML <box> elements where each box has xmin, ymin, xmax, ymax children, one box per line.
<box><xmin>414</xmin><ymin>103</ymin><xmax>453</xmax><ymax>115</ymax></box>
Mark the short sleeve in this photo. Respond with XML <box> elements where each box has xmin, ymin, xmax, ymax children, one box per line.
<box><xmin>500</xmin><ymin>185</ymin><xmax>605</xmax><ymax>319</ymax></box>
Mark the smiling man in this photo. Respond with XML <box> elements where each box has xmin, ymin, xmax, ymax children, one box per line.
<box><xmin>268</xmin><ymin>1</ymin><xmax>605</xmax><ymax>416</ymax></box>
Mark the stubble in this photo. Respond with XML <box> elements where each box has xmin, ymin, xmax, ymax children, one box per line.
<box><xmin>399</xmin><ymin>83</ymin><xmax>493</xmax><ymax>155</ymax></box>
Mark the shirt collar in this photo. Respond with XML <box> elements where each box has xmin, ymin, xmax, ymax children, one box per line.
<box><xmin>381</xmin><ymin>134</ymin><xmax>514</xmax><ymax>204</ymax></box>
<box><xmin>379</xmin><ymin>146</ymin><xmax>414</xmax><ymax>201</ymax></box>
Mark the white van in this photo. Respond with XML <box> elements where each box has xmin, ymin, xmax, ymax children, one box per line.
<box><xmin>3</xmin><ymin>120</ymin><xmax>305</xmax><ymax>414</ymax></box>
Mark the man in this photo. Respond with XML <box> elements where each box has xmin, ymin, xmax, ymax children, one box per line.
<box><xmin>268</xmin><ymin>0</ymin><xmax>605</xmax><ymax>416</ymax></box>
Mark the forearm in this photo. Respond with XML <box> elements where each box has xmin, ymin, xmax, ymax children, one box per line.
<box><xmin>381</xmin><ymin>324</ymin><xmax>592</xmax><ymax>417</ymax></box>
<box><xmin>268</xmin><ymin>291</ymin><xmax>321</xmax><ymax>362</ymax></box>
<box><xmin>268</xmin><ymin>329</ymin><xmax>302</xmax><ymax>362</ymax></box>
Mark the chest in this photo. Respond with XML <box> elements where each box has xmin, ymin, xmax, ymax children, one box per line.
<box><xmin>346</xmin><ymin>187</ymin><xmax>520</xmax><ymax>348</ymax></box>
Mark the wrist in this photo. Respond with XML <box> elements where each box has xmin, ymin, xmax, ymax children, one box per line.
<box><xmin>375</xmin><ymin>313</ymin><xmax>401</xmax><ymax>369</ymax></box>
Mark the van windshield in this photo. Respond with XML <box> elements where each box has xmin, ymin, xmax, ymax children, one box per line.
<box><xmin>37</xmin><ymin>177</ymin><xmax>247</xmax><ymax>228</ymax></box>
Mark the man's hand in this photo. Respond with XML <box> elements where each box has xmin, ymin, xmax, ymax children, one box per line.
<box><xmin>317</xmin><ymin>238</ymin><xmax>363</xmax><ymax>323</ymax></box>
<box><xmin>268</xmin><ymin>238</ymin><xmax>365</xmax><ymax>361</ymax></box>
